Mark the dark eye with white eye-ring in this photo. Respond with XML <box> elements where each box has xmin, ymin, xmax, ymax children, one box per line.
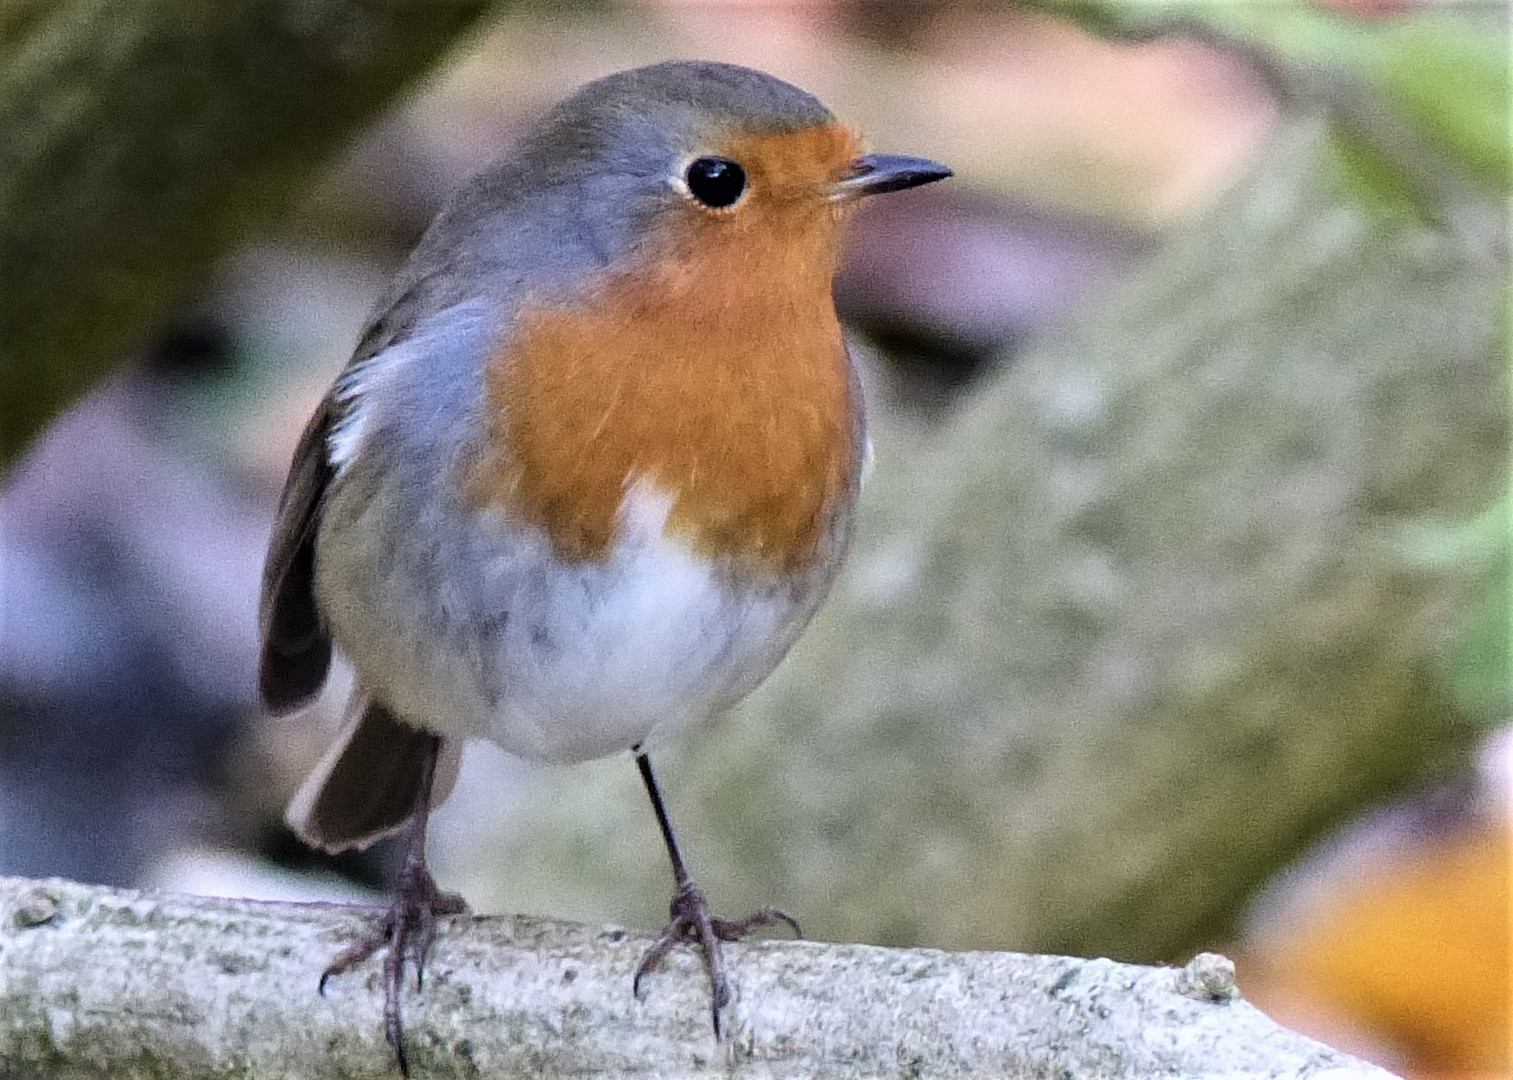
<box><xmin>684</xmin><ymin>157</ymin><xmax>747</xmax><ymax>209</ymax></box>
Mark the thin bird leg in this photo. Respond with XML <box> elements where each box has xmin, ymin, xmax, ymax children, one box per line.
<box><xmin>318</xmin><ymin>733</ymin><xmax>467</xmax><ymax>1076</ymax></box>
<box><xmin>631</xmin><ymin>748</ymin><xmax>799</xmax><ymax>1036</ymax></box>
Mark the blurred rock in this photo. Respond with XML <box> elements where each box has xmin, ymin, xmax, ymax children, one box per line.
<box><xmin>838</xmin><ymin>187</ymin><xmax>1144</xmax><ymax>401</ymax></box>
<box><xmin>0</xmin><ymin>360</ymin><xmax>265</xmax><ymax>883</ymax></box>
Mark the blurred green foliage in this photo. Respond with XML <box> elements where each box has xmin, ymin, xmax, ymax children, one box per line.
<box><xmin>1365</xmin><ymin>18</ymin><xmax>1508</xmax><ymax>192</ymax></box>
<box><xmin>1049</xmin><ymin>0</ymin><xmax>1510</xmax><ymax>207</ymax></box>
<box><xmin>1395</xmin><ymin>501</ymin><xmax>1511</xmax><ymax>719</ymax></box>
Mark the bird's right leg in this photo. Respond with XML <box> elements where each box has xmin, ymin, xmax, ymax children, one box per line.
<box><xmin>319</xmin><ymin>732</ymin><xmax>466</xmax><ymax>1076</ymax></box>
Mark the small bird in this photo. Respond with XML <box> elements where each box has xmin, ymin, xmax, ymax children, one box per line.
<box><xmin>259</xmin><ymin>60</ymin><xmax>950</xmax><ymax>1072</ymax></box>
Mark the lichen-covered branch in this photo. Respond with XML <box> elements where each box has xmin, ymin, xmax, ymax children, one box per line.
<box><xmin>0</xmin><ymin>0</ymin><xmax>496</xmax><ymax>464</ymax></box>
<box><xmin>0</xmin><ymin>876</ymin><xmax>1397</xmax><ymax>1080</ymax></box>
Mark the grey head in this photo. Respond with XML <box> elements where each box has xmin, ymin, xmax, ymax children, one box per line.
<box><xmin>398</xmin><ymin>63</ymin><xmax>838</xmax><ymax>291</ymax></box>
<box><xmin>362</xmin><ymin>60</ymin><xmax>948</xmax><ymax>353</ymax></box>
<box><xmin>527</xmin><ymin>60</ymin><xmax>838</xmax><ymax>172</ymax></box>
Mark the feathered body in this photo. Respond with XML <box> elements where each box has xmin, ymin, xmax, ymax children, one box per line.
<box><xmin>260</xmin><ymin>63</ymin><xmax>870</xmax><ymax>847</ymax></box>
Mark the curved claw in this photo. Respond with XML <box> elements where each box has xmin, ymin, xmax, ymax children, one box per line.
<box><xmin>633</xmin><ymin>883</ymin><xmax>795</xmax><ymax>1036</ymax></box>
<box><xmin>316</xmin><ymin>871</ymin><xmax>466</xmax><ymax>1077</ymax></box>
<box><xmin>712</xmin><ymin>907</ymin><xmax>801</xmax><ymax>942</ymax></box>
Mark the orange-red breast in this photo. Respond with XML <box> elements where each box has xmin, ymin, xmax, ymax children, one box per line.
<box><xmin>259</xmin><ymin>59</ymin><xmax>950</xmax><ymax>1072</ymax></box>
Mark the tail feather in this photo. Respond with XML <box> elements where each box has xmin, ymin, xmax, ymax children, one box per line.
<box><xmin>287</xmin><ymin>695</ymin><xmax>460</xmax><ymax>854</ymax></box>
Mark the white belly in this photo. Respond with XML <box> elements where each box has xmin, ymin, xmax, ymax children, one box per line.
<box><xmin>318</xmin><ymin>483</ymin><xmax>830</xmax><ymax>764</ymax></box>
<box><xmin>483</xmin><ymin>490</ymin><xmax>813</xmax><ymax>762</ymax></box>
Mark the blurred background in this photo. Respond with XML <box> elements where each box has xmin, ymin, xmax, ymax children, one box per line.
<box><xmin>0</xmin><ymin>1</ymin><xmax>1507</xmax><ymax>1077</ymax></box>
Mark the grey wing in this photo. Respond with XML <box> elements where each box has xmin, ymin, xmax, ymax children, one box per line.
<box><xmin>258</xmin><ymin>396</ymin><xmax>338</xmax><ymax>714</ymax></box>
<box><xmin>257</xmin><ymin>284</ymin><xmax>430</xmax><ymax>713</ymax></box>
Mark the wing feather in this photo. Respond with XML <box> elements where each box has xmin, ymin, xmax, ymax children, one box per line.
<box><xmin>256</xmin><ymin>283</ymin><xmax>425</xmax><ymax>712</ymax></box>
<box><xmin>257</xmin><ymin>398</ymin><xmax>337</xmax><ymax>713</ymax></box>
<box><xmin>257</xmin><ymin>271</ymin><xmax>462</xmax><ymax>713</ymax></box>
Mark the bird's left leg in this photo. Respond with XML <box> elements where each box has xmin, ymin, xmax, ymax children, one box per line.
<box><xmin>630</xmin><ymin>748</ymin><xmax>799</xmax><ymax>1035</ymax></box>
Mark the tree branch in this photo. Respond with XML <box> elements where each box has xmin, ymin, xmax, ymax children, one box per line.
<box><xmin>0</xmin><ymin>0</ymin><xmax>496</xmax><ymax>465</ymax></box>
<box><xmin>0</xmin><ymin>876</ymin><xmax>1397</xmax><ymax>1079</ymax></box>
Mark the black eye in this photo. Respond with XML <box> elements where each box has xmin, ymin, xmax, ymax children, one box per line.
<box><xmin>685</xmin><ymin>157</ymin><xmax>746</xmax><ymax>209</ymax></box>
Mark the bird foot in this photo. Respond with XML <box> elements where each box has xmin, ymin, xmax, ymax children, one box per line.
<box><xmin>633</xmin><ymin>881</ymin><xmax>799</xmax><ymax>1036</ymax></box>
<box><xmin>319</xmin><ymin>865</ymin><xmax>467</xmax><ymax>1076</ymax></box>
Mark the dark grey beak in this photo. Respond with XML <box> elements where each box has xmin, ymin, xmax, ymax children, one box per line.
<box><xmin>833</xmin><ymin>153</ymin><xmax>953</xmax><ymax>198</ymax></box>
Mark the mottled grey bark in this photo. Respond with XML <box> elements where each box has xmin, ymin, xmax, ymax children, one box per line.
<box><xmin>0</xmin><ymin>876</ymin><xmax>1399</xmax><ymax>1079</ymax></box>
<box><xmin>452</xmin><ymin>119</ymin><xmax>1506</xmax><ymax>964</ymax></box>
<box><xmin>0</xmin><ymin>0</ymin><xmax>496</xmax><ymax>463</ymax></box>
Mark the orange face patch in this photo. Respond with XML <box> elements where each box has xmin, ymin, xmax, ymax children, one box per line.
<box><xmin>715</xmin><ymin>121</ymin><xmax>865</xmax><ymax>203</ymax></box>
<box><xmin>470</xmin><ymin>122</ymin><xmax>864</xmax><ymax>576</ymax></box>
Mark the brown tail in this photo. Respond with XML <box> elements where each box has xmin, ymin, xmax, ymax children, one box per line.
<box><xmin>286</xmin><ymin>696</ymin><xmax>461</xmax><ymax>853</ymax></box>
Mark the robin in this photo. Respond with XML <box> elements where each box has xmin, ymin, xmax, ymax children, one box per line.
<box><xmin>260</xmin><ymin>59</ymin><xmax>950</xmax><ymax>1072</ymax></box>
